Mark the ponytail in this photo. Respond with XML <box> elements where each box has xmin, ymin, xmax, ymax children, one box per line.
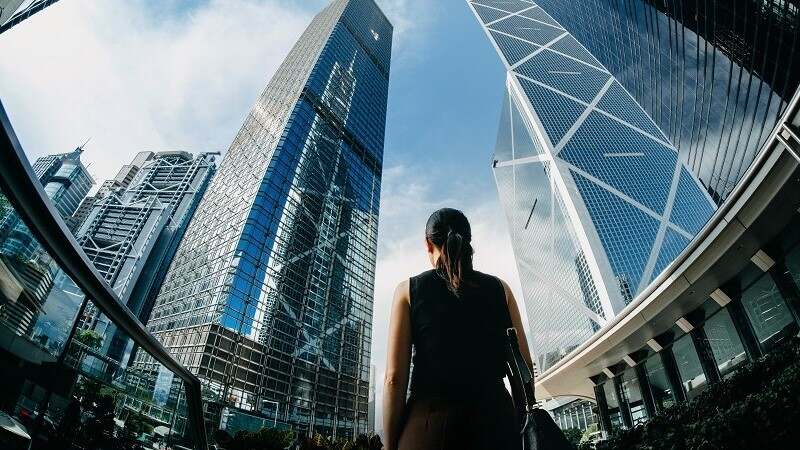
<box><xmin>425</xmin><ymin>208</ymin><xmax>474</xmax><ymax>296</ymax></box>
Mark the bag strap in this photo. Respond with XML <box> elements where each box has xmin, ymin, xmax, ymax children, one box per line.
<box><xmin>496</xmin><ymin>277</ymin><xmax>538</xmax><ymax>409</ymax></box>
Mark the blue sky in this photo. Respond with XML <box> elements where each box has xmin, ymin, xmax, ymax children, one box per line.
<box><xmin>0</xmin><ymin>0</ymin><xmax>521</xmax><ymax>426</ymax></box>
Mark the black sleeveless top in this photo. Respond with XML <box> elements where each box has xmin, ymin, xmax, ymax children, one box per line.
<box><xmin>409</xmin><ymin>269</ymin><xmax>510</xmax><ymax>399</ymax></box>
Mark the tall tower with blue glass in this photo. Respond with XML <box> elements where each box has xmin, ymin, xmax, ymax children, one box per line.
<box><xmin>141</xmin><ymin>0</ymin><xmax>391</xmax><ymax>437</ymax></box>
<box><xmin>468</xmin><ymin>0</ymin><xmax>717</xmax><ymax>372</ymax></box>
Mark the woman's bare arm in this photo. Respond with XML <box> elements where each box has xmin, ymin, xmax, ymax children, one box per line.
<box><xmin>382</xmin><ymin>280</ymin><xmax>412</xmax><ymax>450</ymax></box>
<box><xmin>500</xmin><ymin>279</ymin><xmax>535</xmax><ymax>372</ymax></box>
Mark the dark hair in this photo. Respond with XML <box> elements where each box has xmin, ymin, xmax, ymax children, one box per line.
<box><xmin>425</xmin><ymin>208</ymin><xmax>474</xmax><ymax>295</ymax></box>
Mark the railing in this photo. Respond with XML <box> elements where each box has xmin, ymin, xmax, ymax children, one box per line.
<box><xmin>0</xmin><ymin>99</ymin><xmax>209</xmax><ymax>449</ymax></box>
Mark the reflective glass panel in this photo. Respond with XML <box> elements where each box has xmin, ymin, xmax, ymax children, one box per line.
<box><xmin>602</xmin><ymin>381</ymin><xmax>622</xmax><ymax>431</ymax></box>
<box><xmin>784</xmin><ymin>244</ymin><xmax>800</xmax><ymax>292</ymax></box>
<box><xmin>740</xmin><ymin>272</ymin><xmax>798</xmax><ymax>350</ymax></box>
<box><xmin>703</xmin><ymin>308</ymin><xmax>747</xmax><ymax>378</ymax></box>
<box><xmin>619</xmin><ymin>369</ymin><xmax>648</xmax><ymax>425</ymax></box>
<box><xmin>671</xmin><ymin>334</ymin><xmax>706</xmax><ymax>399</ymax></box>
<box><xmin>0</xmin><ymin>190</ymin><xmax>84</xmax><ymax>358</ymax></box>
<box><xmin>644</xmin><ymin>353</ymin><xmax>675</xmax><ymax>412</ymax></box>
<box><xmin>0</xmin><ymin>186</ymin><xmax>200</xmax><ymax>448</ymax></box>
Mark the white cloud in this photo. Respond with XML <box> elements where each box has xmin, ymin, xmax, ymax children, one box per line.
<box><xmin>0</xmin><ymin>0</ymin><xmax>516</xmax><ymax>437</ymax></box>
<box><xmin>0</xmin><ymin>0</ymin><xmax>311</xmax><ymax>187</ymax></box>
<box><xmin>370</xmin><ymin>164</ymin><xmax>522</xmax><ymax>433</ymax></box>
<box><xmin>376</xmin><ymin>0</ymin><xmax>437</xmax><ymax>63</ymax></box>
<box><xmin>0</xmin><ymin>0</ymin><xmax>435</xmax><ymax>189</ymax></box>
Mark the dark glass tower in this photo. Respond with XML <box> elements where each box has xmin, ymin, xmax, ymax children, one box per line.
<box><xmin>141</xmin><ymin>0</ymin><xmax>391</xmax><ymax>438</ymax></box>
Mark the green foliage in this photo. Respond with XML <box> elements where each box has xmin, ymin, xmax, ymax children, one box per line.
<box><xmin>125</xmin><ymin>412</ymin><xmax>154</xmax><ymax>436</ymax></box>
<box><xmin>580</xmin><ymin>423</ymin><xmax>599</xmax><ymax>444</ymax></box>
<box><xmin>224</xmin><ymin>429</ymin><xmax>383</xmax><ymax>450</ymax></box>
<box><xmin>75</xmin><ymin>328</ymin><xmax>103</xmax><ymax>349</ymax></box>
<box><xmin>601</xmin><ymin>337</ymin><xmax>800</xmax><ymax>450</ymax></box>
<box><xmin>563</xmin><ymin>427</ymin><xmax>583</xmax><ymax>448</ymax></box>
<box><xmin>83</xmin><ymin>387</ymin><xmax>117</xmax><ymax>449</ymax></box>
<box><xmin>226</xmin><ymin>427</ymin><xmax>295</xmax><ymax>450</ymax></box>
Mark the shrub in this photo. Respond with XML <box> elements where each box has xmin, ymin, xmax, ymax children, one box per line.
<box><xmin>601</xmin><ymin>337</ymin><xmax>800</xmax><ymax>449</ymax></box>
<box><xmin>225</xmin><ymin>427</ymin><xmax>295</xmax><ymax>450</ymax></box>
<box><xmin>563</xmin><ymin>428</ymin><xmax>582</xmax><ymax>448</ymax></box>
<box><xmin>224</xmin><ymin>429</ymin><xmax>382</xmax><ymax>450</ymax></box>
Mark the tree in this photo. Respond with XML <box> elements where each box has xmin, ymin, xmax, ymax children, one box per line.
<box><xmin>74</xmin><ymin>328</ymin><xmax>103</xmax><ymax>349</ymax></box>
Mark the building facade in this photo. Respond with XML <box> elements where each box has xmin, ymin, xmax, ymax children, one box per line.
<box><xmin>0</xmin><ymin>147</ymin><xmax>92</xmax><ymax>337</ymax></box>
<box><xmin>530</xmin><ymin>0</ymin><xmax>800</xmax><ymax>204</ymax></box>
<box><xmin>468</xmin><ymin>0</ymin><xmax>717</xmax><ymax>375</ymax></box>
<box><xmin>533</xmin><ymin>92</ymin><xmax>800</xmax><ymax>437</ymax></box>
<box><xmin>67</xmin><ymin>150</ymin><xmax>155</xmax><ymax>233</ymax></box>
<box><xmin>0</xmin><ymin>104</ymin><xmax>208</xmax><ymax>448</ymax></box>
<box><xmin>75</xmin><ymin>151</ymin><xmax>216</xmax><ymax>375</ymax></box>
<box><xmin>0</xmin><ymin>0</ymin><xmax>61</xmax><ymax>34</ymax></box>
<box><xmin>141</xmin><ymin>0</ymin><xmax>391</xmax><ymax>438</ymax></box>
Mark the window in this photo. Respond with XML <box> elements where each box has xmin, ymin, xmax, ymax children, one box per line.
<box><xmin>704</xmin><ymin>308</ymin><xmax>747</xmax><ymax>377</ymax></box>
<box><xmin>602</xmin><ymin>381</ymin><xmax>623</xmax><ymax>430</ymax></box>
<box><xmin>644</xmin><ymin>353</ymin><xmax>675</xmax><ymax>412</ymax></box>
<box><xmin>740</xmin><ymin>272</ymin><xmax>797</xmax><ymax>350</ymax></box>
<box><xmin>620</xmin><ymin>368</ymin><xmax>648</xmax><ymax>425</ymax></box>
<box><xmin>671</xmin><ymin>334</ymin><xmax>706</xmax><ymax>398</ymax></box>
<box><xmin>783</xmin><ymin>244</ymin><xmax>800</xmax><ymax>295</ymax></box>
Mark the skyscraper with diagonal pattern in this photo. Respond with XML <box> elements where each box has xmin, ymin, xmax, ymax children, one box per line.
<box><xmin>136</xmin><ymin>0</ymin><xmax>391</xmax><ymax>438</ymax></box>
<box><xmin>467</xmin><ymin>0</ymin><xmax>717</xmax><ymax>372</ymax></box>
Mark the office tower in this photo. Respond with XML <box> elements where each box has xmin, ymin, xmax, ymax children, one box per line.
<box><xmin>67</xmin><ymin>151</ymin><xmax>154</xmax><ymax>233</ymax></box>
<box><xmin>0</xmin><ymin>146</ymin><xmax>91</xmax><ymax>348</ymax></box>
<box><xmin>0</xmin><ymin>253</ymin><xmax>54</xmax><ymax>336</ymax></box>
<box><xmin>528</xmin><ymin>0</ymin><xmax>800</xmax><ymax>203</ymax></box>
<box><xmin>140</xmin><ymin>0</ymin><xmax>391</xmax><ymax>438</ymax></box>
<box><xmin>468</xmin><ymin>1</ymin><xmax>717</xmax><ymax>372</ymax></box>
<box><xmin>0</xmin><ymin>1</ymin><xmax>26</xmax><ymax>27</ymax></box>
<box><xmin>0</xmin><ymin>146</ymin><xmax>92</xmax><ymax>260</ymax></box>
<box><xmin>75</xmin><ymin>151</ymin><xmax>216</xmax><ymax>374</ymax></box>
<box><xmin>0</xmin><ymin>0</ymin><xmax>60</xmax><ymax>34</ymax></box>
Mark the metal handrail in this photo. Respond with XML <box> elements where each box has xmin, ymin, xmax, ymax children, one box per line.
<box><xmin>0</xmin><ymin>100</ymin><xmax>208</xmax><ymax>449</ymax></box>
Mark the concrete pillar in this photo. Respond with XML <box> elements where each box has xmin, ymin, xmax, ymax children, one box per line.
<box><xmin>634</xmin><ymin>363</ymin><xmax>656</xmax><ymax>418</ymax></box>
<box><xmin>613</xmin><ymin>376</ymin><xmax>633</xmax><ymax>429</ymax></box>
<box><xmin>660</xmin><ymin>349</ymin><xmax>687</xmax><ymax>403</ymax></box>
<box><xmin>690</xmin><ymin>327</ymin><xmax>721</xmax><ymax>384</ymax></box>
<box><xmin>594</xmin><ymin>383</ymin><xmax>613</xmax><ymax>435</ymax></box>
<box><xmin>726</xmin><ymin>298</ymin><xmax>763</xmax><ymax>360</ymax></box>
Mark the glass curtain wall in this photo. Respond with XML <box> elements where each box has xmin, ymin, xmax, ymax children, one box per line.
<box><xmin>671</xmin><ymin>333</ymin><xmax>707</xmax><ymax>399</ymax></box>
<box><xmin>619</xmin><ymin>369</ymin><xmax>648</xmax><ymax>425</ymax></box>
<box><xmin>703</xmin><ymin>308</ymin><xmax>748</xmax><ymax>377</ymax></box>
<box><xmin>593</xmin><ymin>222</ymin><xmax>800</xmax><ymax>432</ymax></box>
<box><xmin>643</xmin><ymin>353</ymin><xmax>676</xmax><ymax>412</ymax></box>
<box><xmin>0</xmin><ymin>186</ymin><xmax>201</xmax><ymax>449</ymax></box>
<box><xmin>739</xmin><ymin>270</ymin><xmax>798</xmax><ymax>350</ymax></box>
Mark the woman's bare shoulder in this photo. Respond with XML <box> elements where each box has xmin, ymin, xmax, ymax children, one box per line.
<box><xmin>393</xmin><ymin>279</ymin><xmax>410</xmax><ymax>305</ymax></box>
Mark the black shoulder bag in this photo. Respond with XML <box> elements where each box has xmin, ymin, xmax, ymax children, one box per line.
<box><xmin>501</xmin><ymin>292</ymin><xmax>573</xmax><ymax>450</ymax></box>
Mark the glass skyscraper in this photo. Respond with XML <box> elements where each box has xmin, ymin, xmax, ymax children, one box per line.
<box><xmin>468</xmin><ymin>0</ymin><xmax>717</xmax><ymax>372</ymax></box>
<box><xmin>140</xmin><ymin>0</ymin><xmax>391</xmax><ymax>438</ymax></box>
<box><xmin>0</xmin><ymin>0</ymin><xmax>61</xmax><ymax>34</ymax></box>
<box><xmin>0</xmin><ymin>147</ymin><xmax>92</xmax><ymax>336</ymax></box>
<box><xmin>74</xmin><ymin>151</ymin><xmax>216</xmax><ymax>376</ymax></box>
<box><xmin>527</xmin><ymin>0</ymin><xmax>800</xmax><ymax>204</ymax></box>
